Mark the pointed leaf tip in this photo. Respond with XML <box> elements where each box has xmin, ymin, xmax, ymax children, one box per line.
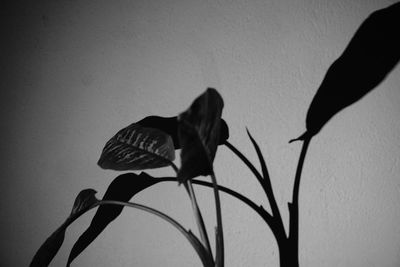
<box><xmin>289</xmin><ymin>131</ymin><xmax>311</xmax><ymax>143</ymax></box>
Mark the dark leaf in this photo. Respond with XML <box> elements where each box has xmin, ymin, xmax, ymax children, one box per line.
<box><xmin>177</xmin><ymin>88</ymin><xmax>224</xmax><ymax>182</ymax></box>
<box><xmin>67</xmin><ymin>172</ymin><xmax>158</xmax><ymax>266</ymax></box>
<box><xmin>98</xmin><ymin>124</ymin><xmax>175</xmax><ymax>171</ymax></box>
<box><xmin>295</xmin><ymin>2</ymin><xmax>400</xmax><ymax>140</ymax></box>
<box><xmin>136</xmin><ymin>115</ymin><xmax>229</xmax><ymax>149</ymax></box>
<box><xmin>70</xmin><ymin>189</ymin><xmax>98</xmax><ymax>217</ymax></box>
<box><xmin>30</xmin><ymin>189</ymin><xmax>98</xmax><ymax>267</ymax></box>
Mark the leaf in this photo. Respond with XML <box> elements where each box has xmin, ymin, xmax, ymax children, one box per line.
<box><xmin>294</xmin><ymin>2</ymin><xmax>400</xmax><ymax>141</ymax></box>
<box><xmin>70</xmin><ymin>189</ymin><xmax>98</xmax><ymax>217</ymax></box>
<box><xmin>30</xmin><ymin>189</ymin><xmax>98</xmax><ymax>267</ymax></box>
<box><xmin>136</xmin><ymin>115</ymin><xmax>229</xmax><ymax>149</ymax></box>
<box><xmin>177</xmin><ymin>88</ymin><xmax>224</xmax><ymax>182</ymax></box>
<box><xmin>67</xmin><ymin>172</ymin><xmax>158</xmax><ymax>266</ymax></box>
<box><xmin>97</xmin><ymin>123</ymin><xmax>175</xmax><ymax>171</ymax></box>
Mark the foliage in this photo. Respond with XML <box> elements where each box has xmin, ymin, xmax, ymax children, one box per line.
<box><xmin>31</xmin><ymin>3</ymin><xmax>400</xmax><ymax>266</ymax></box>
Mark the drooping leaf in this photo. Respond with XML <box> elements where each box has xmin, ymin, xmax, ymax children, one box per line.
<box><xmin>30</xmin><ymin>189</ymin><xmax>98</xmax><ymax>267</ymax></box>
<box><xmin>97</xmin><ymin>123</ymin><xmax>175</xmax><ymax>171</ymax></box>
<box><xmin>136</xmin><ymin>115</ymin><xmax>229</xmax><ymax>149</ymax></box>
<box><xmin>177</xmin><ymin>88</ymin><xmax>224</xmax><ymax>182</ymax></box>
<box><xmin>67</xmin><ymin>172</ymin><xmax>159</xmax><ymax>266</ymax></box>
<box><xmin>294</xmin><ymin>2</ymin><xmax>400</xmax><ymax>141</ymax></box>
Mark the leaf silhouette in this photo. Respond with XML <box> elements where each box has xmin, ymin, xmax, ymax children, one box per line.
<box><xmin>67</xmin><ymin>172</ymin><xmax>158</xmax><ymax>266</ymax></box>
<box><xmin>177</xmin><ymin>88</ymin><xmax>224</xmax><ymax>183</ymax></box>
<box><xmin>295</xmin><ymin>2</ymin><xmax>400</xmax><ymax>140</ymax></box>
<box><xmin>136</xmin><ymin>115</ymin><xmax>229</xmax><ymax>149</ymax></box>
<box><xmin>30</xmin><ymin>189</ymin><xmax>98</xmax><ymax>267</ymax></box>
<box><xmin>98</xmin><ymin>123</ymin><xmax>175</xmax><ymax>171</ymax></box>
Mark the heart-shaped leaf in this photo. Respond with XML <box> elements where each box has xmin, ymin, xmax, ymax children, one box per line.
<box><xmin>294</xmin><ymin>2</ymin><xmax>400</xmax><ymax>141</ymax></box>
<box><xmin>177</xmin><ymin>88</ymin><xmax>224</xmax><ymax>183</ymax></box>
<box><xmin>98</xmin><ymin>124</ymin><xmax>175</xmax><ymax>171</ymax></box>
<box><xmin>67</xmin><ymin>172</ymin><xmax>159</xmax><ymax>266</ymax></box>
<box><xmin>30</xmin><ymin>189</ymin><xmax>98</xmax><ymax>267</ymax></box>
<box><xmin>136</xmin><ymin>115</ymin><xmax>229</xmax><ymax>149</ymax></box>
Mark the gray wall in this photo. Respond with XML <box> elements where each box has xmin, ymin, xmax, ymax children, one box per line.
<box><xmin>2</xmin><ymin>0</ymin><xmax>400</xmax><ymax>266</ymax></box>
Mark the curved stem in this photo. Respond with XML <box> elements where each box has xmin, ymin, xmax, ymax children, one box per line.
<box><xmin>157</xmin><ymin>178</ymin><xmax>275</xmax><ymax>232</ymax></box>
<box><xmin>288</xmin><ymin>137</ymin><xmax>311</xmax><ymax>261</ymax></box>
<box><xmin>223</xmin><ymin>141</ymin><xmax>265</xmax><ymax>190</ymax></box>
<box><xmin>223</xmin><ymin>141</ymin><xmax>281</xmax><ymax>232</ymax></box>
<box><xmin>98</xmin><ymin>200</ymin><xmax>214</xmax><ymax>266</ymax></box>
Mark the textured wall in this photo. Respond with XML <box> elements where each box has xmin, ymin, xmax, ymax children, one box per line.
<box><xmin>2</xmin><ymin>0</ymin><xmax>400</xmax><ymax>266</ymax></box>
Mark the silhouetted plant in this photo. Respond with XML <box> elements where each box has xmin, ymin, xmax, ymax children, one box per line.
<box><xmin>31</xmin><ymin>2</ymin><xmax>400</xmax><ymax>267</ymax></box>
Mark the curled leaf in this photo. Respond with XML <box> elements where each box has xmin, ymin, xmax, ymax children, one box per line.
<box><xmin>177</xmin><ymin>88</ymin><xmax>224</xmax><ymax>182</ymax></box>
<box><xmin>136</xmin><ymin>115</ymin><xmax>229</xmax><ymax>149</ymax></box>
<box><xmin>70</xmin><ymin>189</ymin><xmax>98</xmax><ymax>217</ymax></box>
<box><xmin>30</xmin><ymin>189</ymin><xmax>98</xmax><ymax>267</ymax></box>
<box><xmin>296</xmin><ymin>2</ymin><xmax>400</xmax><ymax>140</ymax></box>
<box><xmin>67</xmin><ymin>172</ymin><xmax>158</xmax><ymax>266</ymax></box>
<box><xmin>98</xmin><ymin>124</ymin><xmax>175</xmax><ymax>171</ymax></box>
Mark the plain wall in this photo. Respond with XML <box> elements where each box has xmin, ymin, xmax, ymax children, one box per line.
<box><xmin>2</xmin><ymin>0</ymin><xmax>400</xmax><ymax>266</ymax></box>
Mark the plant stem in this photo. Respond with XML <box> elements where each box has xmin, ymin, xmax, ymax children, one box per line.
<box><xmin>286</xmin><ymin>137</ymin><xmax>311</xmax><ymax>267</ymax></box>
<box><xmin>169</xmin><ymin>162</ymin><xmax>213</xmax><ymax>260</ymax></box>
<box><xmin>223</xmin><ymin>140</ymin><xmax>284</xmax><ymax>234</ymax></box>
<box><xmin>169</xmin><ymin>161</ymin><xmax>179</xmax><ymax>174</ymax></box>
<box><xmin>158</xmin><ymin>178</ymin><xmax>275</xmax><ymax>229</ymax></box>
<box><xmin>186</xmin><ymin>180</ymin><xmax>213</xmax><ymax>258</ymax></box>
<box><xmin>244</xmin><ymin>131</ymin><xmax>285</xmax><ymax>235</ymax></box>
<box><xmin>210</xmin><ymin>172</ymin><xmax>224</xmax><ymax>267</ymax></box>
<box><xmin>223</xmin><ymin>141</ymin><xmax>264</xmax><ymax>188</ymax></box>
<box><xmin>98</xmin><ymin>200</ymin><xmax>214</xmax><ymax>266</ymax></box>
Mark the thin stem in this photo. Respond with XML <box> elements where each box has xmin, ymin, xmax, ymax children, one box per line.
<box><xmin>157</xmin><ymin>177</ymin><xmax>275</xmax><ymax>230</ymax></box>
<box><xmin>245</xmin><ymin>130</ymin><xmax>285</xmax><ymax>236</ymax></box>
<box><xmin>288</xmin><ymin>137</ymin><xmax>311</xmax><ymax>254</ymax></box>
<box><xmin>169</xmin><ymin>161</ymin><xmax>179</xmax><ymax>174</ymax></box>
<box><xmin>98</xmin><ymin>200</ymin><xmax>214</xmax><ymax>266</ymax></box>
<box><xmin>169</xmin><ymin>161</ymin><xmax>213</xmax><ymax>259</ymax></box>
<box><xmin>223</xmin><ymin>141</ymin><xmax>264</xmax><ymax>188</ymax></box>
<box><xmin>64</xmin><ymin>199</ymin><xmax>214</xmax><ymax>267</ymax></box>
<box><xmin>223</xmin><ymin>140</ymin><xmax>282</xmax><ymax>233</ymax></box>
<box><xmin>210</xmin><ymin>172</ymin><xmax>224</xmax><ymax>267</ymax></box>
<box><xmin>185</xmin><ymin>180</ymin><xmax>213</xmax><ymax>258</ymax></box>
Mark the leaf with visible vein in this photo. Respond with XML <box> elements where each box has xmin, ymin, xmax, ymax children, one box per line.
<box><xmin>136</xmin><ymin>115</ymin><xmax>229</xmax><ymax>149</ymax></box>
<box><xmin>177</xmin><ymin>88</ymin><xmax>224</xmax><ymax>183</ymax></box>
<box><xmin>98</xmin><ymin>124</ymin><xmax>175</xmax><ymax>171</ymax></box>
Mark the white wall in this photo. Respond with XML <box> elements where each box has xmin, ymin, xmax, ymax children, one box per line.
<box><xmin>2</xmin><ymin>0</ymin><xmax>400</xmax><ymax>266</ymax></box>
